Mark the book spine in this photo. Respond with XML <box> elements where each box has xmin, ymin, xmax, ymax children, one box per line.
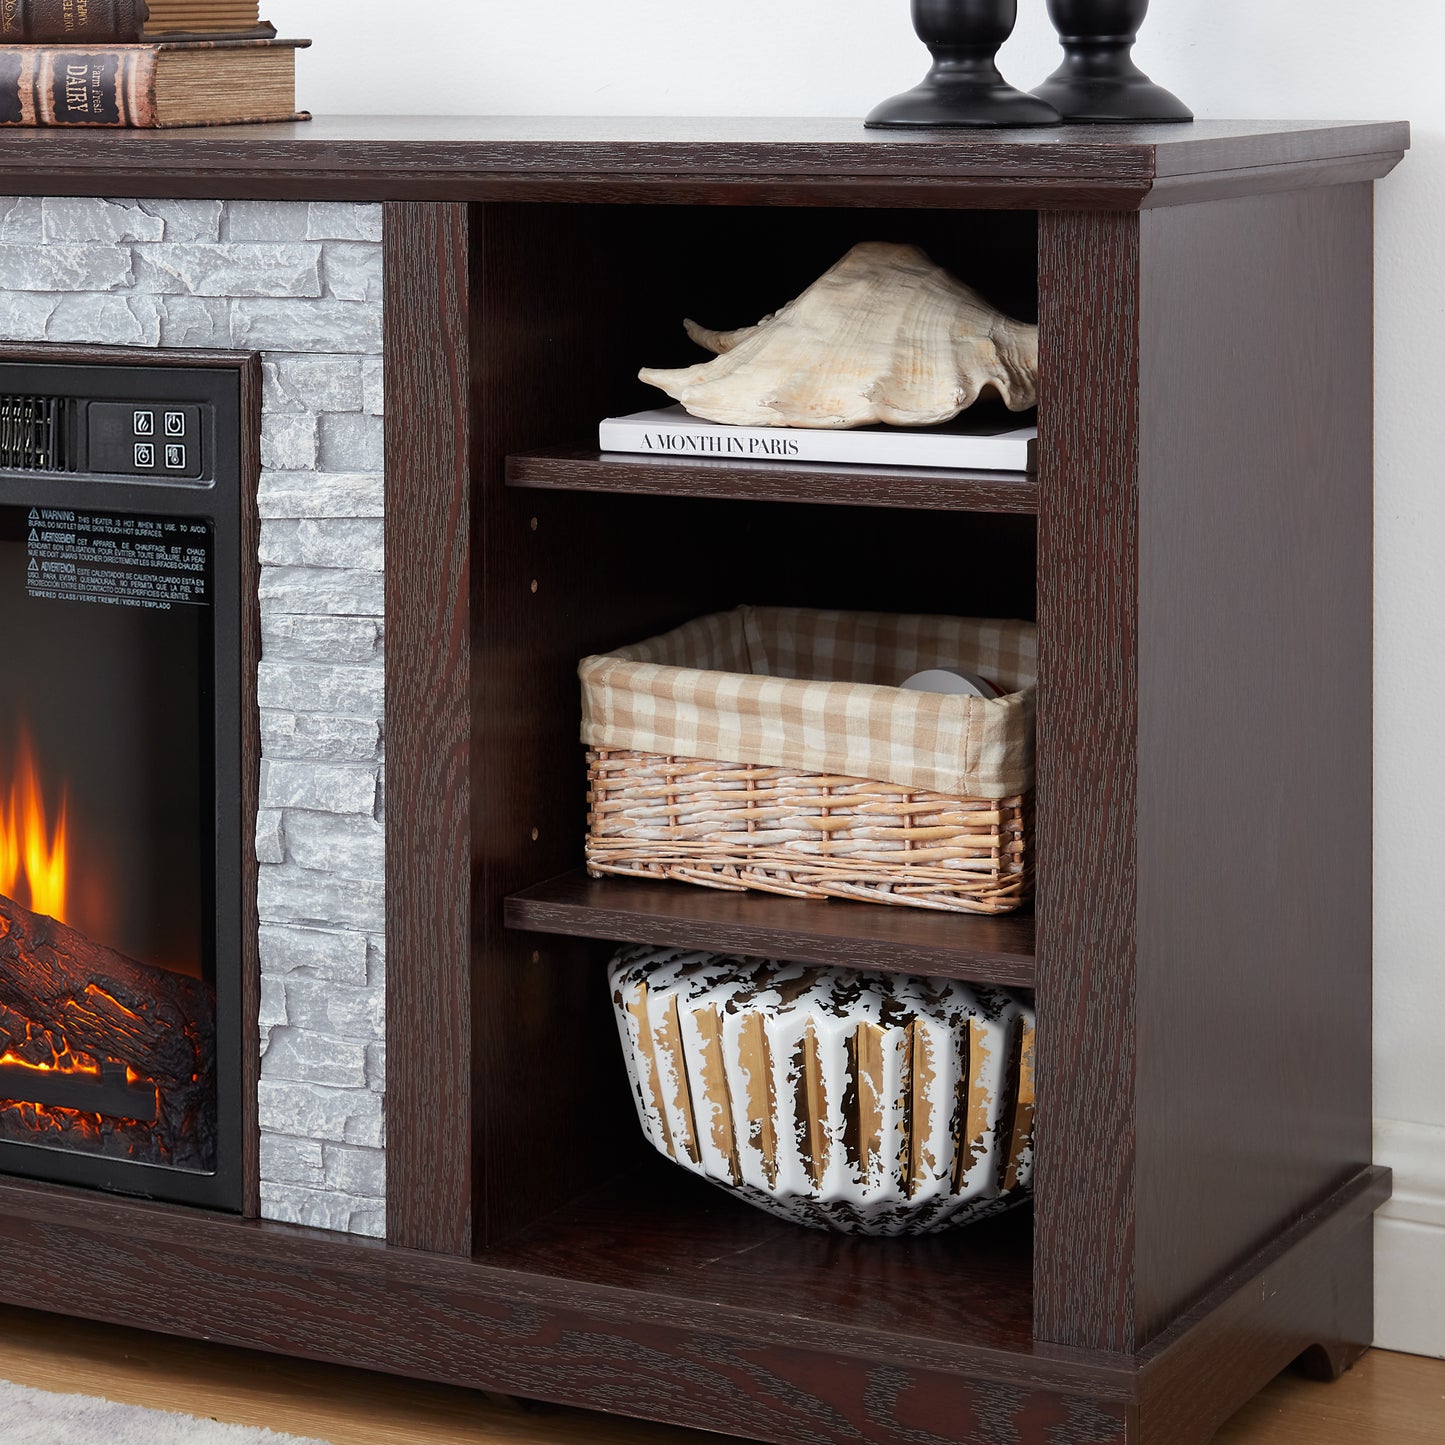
<box><xmin>0</xmin><ymin>0</ymin><xmax>147</xmax><ymax>44</ymax></box>
<box><xmin>0</xmin><ymin>45</ymin><xmax>157</xmax><ymax>125</ymax></box>
<box><xmin>597</xmin><ymin>420</ymin><xmax>1034</xmax><ymax>472</ymax></box>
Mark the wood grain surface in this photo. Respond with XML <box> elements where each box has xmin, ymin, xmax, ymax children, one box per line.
<box><xmin>1034</xmin><ymin>208</ymin><xmax>1143</xmax><ymax>1354</ymax></box>
<box><xmin>0</xmin><ymin>1173</ymin><xmax>1135</xmax><ymax>1445</ymax></box>
<box><xmin>0</xmin><ymin>1165</ymin><xmax>1385</xmax><ymax>1439</ymax></box>
<box><xmin>1133</xmin><ymin>1168</ymin><xmax>1388</xmax><ymax>1443</ymax></box>
<box><xmin>507</xmin><ymin>449</ymin><xmax>1041</xmax><ymax>514</ymax></box>
<box><xmin>1132</xmin><ymin>184</ymin><xmax>1378</xmax><ymax>1343</ymax></box>
<box><xmin>0</xmin><ymin>117</ymin><xmax>1406</xmax><ymax>209</ymax></box>
<box><xmin>505</xmin><ymin>871</ymin><xmax>1037</xmax><ymax>986</ymax></box>
<box><xmin>383</xmin><ymin>201</ymin><xmax>476</xmax><ymax>1254</ymax></box>
<box><xmin>0</xmin><ymin>1304</ymin><xmax>1435</xmax><ymax>1445</ymax></box>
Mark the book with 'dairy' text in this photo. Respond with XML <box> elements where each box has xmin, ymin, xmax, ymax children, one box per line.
<box><xmin>599</xmin><ymin>406</ymin><xmax>1038</xmax><ymax>473</ymax></box>
<box><xmin>0</xmin><ymin>36</ymin><xmax>308</xmax><ymax>126</ymax></box>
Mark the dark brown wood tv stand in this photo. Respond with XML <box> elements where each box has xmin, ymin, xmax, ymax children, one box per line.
<box><xmin>0</xmin><ymin>117</ymin><xmax>1408</xmax><ymax>1444</ymax></box>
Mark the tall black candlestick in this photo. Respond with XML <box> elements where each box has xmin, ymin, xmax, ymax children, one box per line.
<box><xmin>1032</xmin><ymin>0</ymin><xmax>1192</xmax><ymax>122</ymax></box>
<box><xmin>866</xmin><ymin>0</ymin><xmax>1061</xmax><ymax>130</ymax></box>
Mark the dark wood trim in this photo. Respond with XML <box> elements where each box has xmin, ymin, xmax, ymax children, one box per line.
<box><xmin>505</xmin><ymin>871</ymin><xmax>1037</xmax><ymax>987</ymax></box>
<box><xmin>0</xmin><ymin>117</ymin><xmax>1406</xmax><ymax>211</ymax></box>
<box><xmin>1134</xmin><ymin>1168</ymin><xmax>1385</xmax><ymax>1444</ymax></box>
<box><xmin>0</xmin><ymin>1165</ymin><xmax>1384</xmax><ymax>1445</ymax></box>
<box><xmin>1034</xmin><ymin>210</ymin><xmax>1143</xmax><ymax>1354</ymax></box>
<box><xmin>1141</xmin><ymin>151</ymin><xmax>1408</xmax><ymax>209</ymax></box>
<box><xmin>382</xmin><ymin>202</ymin><xmax>476</xmax><ymax>1255</ymax></box>
<box><xmin>507</xmin><ymin>450</ymin><xmax>1040</xmax><ymax>515</ymax></box>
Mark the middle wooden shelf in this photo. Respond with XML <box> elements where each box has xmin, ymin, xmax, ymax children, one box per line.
<box><xmin>505</xmin><ymin>870</ymin><xmax>1037</xmax><ymax>987</ymax></box>
<box><xmin>507</xmin><ymin>449</ymin><xmax>1040</xmax><ymax>514</ymax></box>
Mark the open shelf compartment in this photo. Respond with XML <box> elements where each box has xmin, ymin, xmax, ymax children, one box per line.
<box><xmin>481</xmin><ymin>1154</ymin><xmax>1037</xmax><ymax>1363</ymax></box>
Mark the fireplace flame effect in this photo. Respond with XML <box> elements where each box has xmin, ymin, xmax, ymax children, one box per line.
<box><xmin>0</xmin><ymin>731</ymin><xmax>143</xmax><ymax>1144</ymax></box>
<box><xmin>0</xmin><ymin>730</ymin><xmax>68</xmax><ymax>923</ymax></box>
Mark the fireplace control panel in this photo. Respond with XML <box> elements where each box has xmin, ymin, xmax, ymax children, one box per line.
<box><xmin>88</xmin><ymin>401</ymin><xmax>206</xmax><ymax>479</ymax></box>
<box><xmin>0</xmin><ymin>359</ymin><xmax>227</xmax><ymax>486</ymax></box>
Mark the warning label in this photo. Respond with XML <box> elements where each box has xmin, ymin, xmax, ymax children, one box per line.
<box><xmin>25</xmin><ymin>508</ymin><xmax>211</xmax><ymax>611</ymax></box>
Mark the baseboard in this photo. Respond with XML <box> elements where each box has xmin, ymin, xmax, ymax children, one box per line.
<box><xmin>1374</xmin><ymin>1118</ymin><xmax>1445</xmax><ymax>1358</ymax></box>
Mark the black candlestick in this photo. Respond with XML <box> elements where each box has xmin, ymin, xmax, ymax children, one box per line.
<box><xmin>1032</xmin><ymin>0</ymin><xmax>1192</xmax><ymax>122</ymax></box>
<box><xmin>866</xmin><ymin>0</ymin><xmax>1061</xmax><ymax>130</ymax></box>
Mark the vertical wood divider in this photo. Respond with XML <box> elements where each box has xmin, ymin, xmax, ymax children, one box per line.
<box><xmin>1035</xmin><ymin>209</ymin><xmax>1143</xmax><ymax>1353</ymax></box>
<box><xmin>384</xmin><ymin>201</ymin><xmax>476</xmax><ymax>1254</ymax></box>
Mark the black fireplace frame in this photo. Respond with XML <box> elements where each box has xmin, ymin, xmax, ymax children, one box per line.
<box><xmin>0</xmin><ymin>346</ymin><xmax>261</xmax><ymax>1214</ymax></box>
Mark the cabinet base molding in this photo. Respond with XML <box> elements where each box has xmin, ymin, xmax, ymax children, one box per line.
<box><xmin>0</xmin><ymin>1166</ymin><xmax>1386</xmax><ymax>1445</ymax></box>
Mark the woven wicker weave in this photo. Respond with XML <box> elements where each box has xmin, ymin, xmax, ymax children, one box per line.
<box><xmin>581</xmin><ymin>608</ymin><xmax>1035</xmax><ymax>915</ymax></box>
<box><xmin>586</xmin><ymin>749</ymin><xmax>1030</xmax><ymax>914</ymax></box>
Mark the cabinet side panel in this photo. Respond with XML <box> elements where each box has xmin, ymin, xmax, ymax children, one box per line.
<box><xmin>1035</xmin><ymin>211</ymin><xmax>1142</xmax><ymax>1353</ymax></box>
<box><xmin>384</xmin><ymin>201</ymin><xmax>476</xmax><ymax>1253</ymax></box>
<box><xmin>1134</xmin><ymin>186</ymin><xmax>1376</xmax><ymax>1342</ymax></box>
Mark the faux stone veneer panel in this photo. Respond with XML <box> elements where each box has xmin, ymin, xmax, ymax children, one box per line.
<box><xmin>0</xmin><ymin>197</ymin><xmax>386</xmax><ymax>1239</ymax></box>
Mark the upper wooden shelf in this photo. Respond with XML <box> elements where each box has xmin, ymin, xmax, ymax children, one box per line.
<box><xmin>505</xmin><ymin>871</ymin><xmax>1037</xmax><ymax>988</ymax></box>
<box><xmin>0</xmin><ymin>117</ymin><xmax>1407</xmax><ymax>209</ymax></box>
<box><xmin>507</xmin><ymin>449</ymin><xmax>1039</xmax><ymax>514</ymax></box>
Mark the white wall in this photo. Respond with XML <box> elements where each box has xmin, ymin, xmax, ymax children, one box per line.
<box><xmin>277</xmin><ymin>0</ymin><xmax>1445</xmax><ymax>1356</ymax></box>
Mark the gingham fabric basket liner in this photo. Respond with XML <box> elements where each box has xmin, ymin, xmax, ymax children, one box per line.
<box><xmin>580</xmin><ymin>607</ymin><xmax>1037</xmax><ymax>799</ymax></box>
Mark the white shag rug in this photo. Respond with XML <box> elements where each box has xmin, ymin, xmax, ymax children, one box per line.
<box><xmin>0</xmin><ymin>1379</ymin><xmax>332</xmax><ymax>1444</ymax></box>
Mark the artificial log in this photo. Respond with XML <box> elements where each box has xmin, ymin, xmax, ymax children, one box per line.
<box><xmin>0</xmin><ymin>892</ymin><xmax>216</xmax><ymax>1168</ymax></box>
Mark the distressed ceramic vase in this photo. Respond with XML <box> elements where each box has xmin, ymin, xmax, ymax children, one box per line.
<box><xmin>610</xmin><ymin>946</ymin><xmax>1037</xmax><ymax>1235</ymax></box>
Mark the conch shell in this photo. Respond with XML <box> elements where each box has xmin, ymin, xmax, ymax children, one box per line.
<box><xmin>639</xmin><ymin>241</ymin><xmax>1038</xmax><ymax>430</ymax></box>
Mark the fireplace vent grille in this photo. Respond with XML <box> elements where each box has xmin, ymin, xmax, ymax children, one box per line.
<box><xmin>0</xmin><ymin>394</ymin><xmax>75</xmax><ymax>473</ymax></box>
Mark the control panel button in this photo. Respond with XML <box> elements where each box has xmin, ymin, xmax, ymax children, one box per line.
<box><xmin>88</xmin><ymin>401</ymin><xmax>207</xmax><ymax>480</ymax></box>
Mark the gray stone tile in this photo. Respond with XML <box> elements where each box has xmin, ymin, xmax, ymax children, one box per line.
<box><xmin>257</xmin><ymin>1080</ymin><xmax>383</xmax><ymax>1148</ymax></box>
<box><xmin>260</xmin><ymin>516</ymin><xmax>383</xmax><ymax>571</ymax></box>
<box><xmin>261</xmin><ymin>759</ymin><xmax>378</xmax><ymax>815</ymax></box>
<box><xmin>307</xmin><ymin>202</ymin><xmax>383</xmax><ymax>242</ymax></box>
<box><xmin>231</xmin><ymin>297</ymin><xmax>382</xmax><ymax>353</ymax></box>
<box><xmin>318</xmin><ymin>413</ymin><xmax>384</xmax><ymax>472</ymax></box>
<box><xmin>0</xmin><ymin>243</ymin><xmax>133</xmax><ymax>291</ymax></box>
<box><xmin>258</xmin><ymin>660</ymin><xmax>385</xmax><ymax>716</ymax></box>
<box><xmin>261</xmin><ymin>614</ymin><xmax>383</xmax><ymax>664</ymax></box>
<box><xmin>226</xmin><ymin>200</ymin><xmax>312</xmax><ymax>242</ymax></box>
<box><xmin>257</xmin><ymin>865</ymin><xmax>385</xmax><ymax>933</ymax></box>
<box><xmin>259</xmin><ymin>470</ymin><xmax>383</xmax><ymax>520</ymax></box>
<box><xmin>259</xmin><ymin>565</ymin><xmax>384</xmax><ymax>618</ymax></box>
<box><xmin>42</xmin><ymin>198</ymin><xmax>165</xmax><ymax>243</ymax></box>
<box><xmin>259</xmin><ymin>924</ymin><xmax>369</xmax><ymax>985</ymax></box>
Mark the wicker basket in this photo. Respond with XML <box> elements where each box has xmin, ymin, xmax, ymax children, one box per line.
<box><xmin>580</xmin><ymin>608</ymin><xmax>1036</xmax><ymax>915</ymax></box>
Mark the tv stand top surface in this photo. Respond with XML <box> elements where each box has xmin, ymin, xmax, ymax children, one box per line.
<box><xmin>0</xmin><ymin>116</ymin><xmax>1407</xmax><ymax>208</ymax></box>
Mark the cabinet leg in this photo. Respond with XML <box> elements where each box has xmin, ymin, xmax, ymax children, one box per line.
<box><xmin>1133</xmin><ymin>1172</ymin><xmax>1384</xmax><ymax>1444</ymax></box>
<box><xmin>1293</xmin><ymin>1337</ymin><xmax>1370</xmax><ymax>1384</ymax></box>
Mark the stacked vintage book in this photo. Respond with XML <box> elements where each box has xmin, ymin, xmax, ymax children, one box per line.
<box><xmin>0</xmin><ymin>0</ymin><xmax>308</xmax><ymax>126</ymax></box>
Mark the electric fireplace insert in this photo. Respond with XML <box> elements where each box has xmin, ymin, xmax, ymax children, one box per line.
<box><xmin>0</xmin><ymin>352</ymin><xmax>250</xmax><ymax>1211</ymax></box>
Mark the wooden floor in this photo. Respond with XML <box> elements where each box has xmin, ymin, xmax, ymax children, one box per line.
<box><xmin>0</xmin><ymin>1305</ymin><xmax>1440</xmax><ymax>1444</ymax></box>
